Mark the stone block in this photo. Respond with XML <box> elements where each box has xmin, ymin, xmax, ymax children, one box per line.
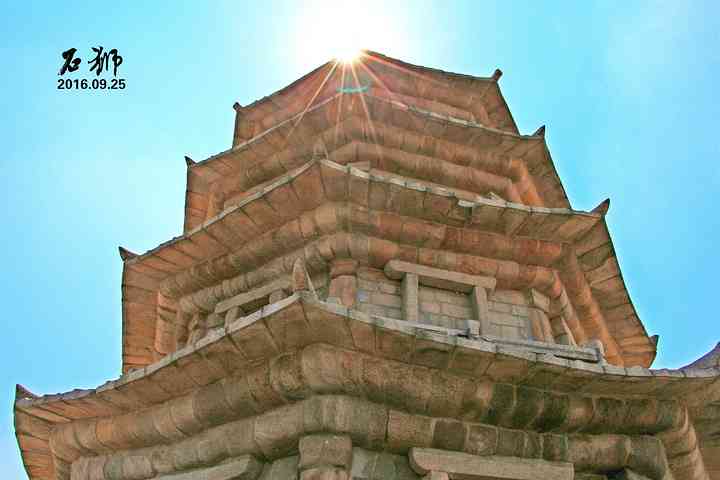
<box><xmin>298</xmin><ymin>434</ymin><xmax>353</xmax><ymax>470</ymax></box>
<box><xmin>259</xmin><ymin>456</ymin><xmax>300</xmax><ymax>480</ymax></box>
<box><xmin>329</xmin><ymin>275</ymin><xmax>358</xmax><ymax>308</ymax></box>
<box><xmin>387</xmin><ymin>409</ymin><xmax>433</xmax><ymax>452</ymax></box>
<box><xmin>350</xmin><ymin>449</ymin><xmax>420</xmax><ymax>480</ymax></box>
<box><xmin>610</xmin><ymin>469</ymin><xmax>652</xmax><ymax>480</ymax></box>
<box><xmin>402</xmin><ymin>273</ymin><xmax>420</xmax><ymax>322</ymax></box>
<box><xmin>496</xmin><ymin>428</ymin><xmax>526</xmax><ymax>457</ymax></box>
<box><xmin>358</xmin><ymin>279</ymin><xmax>378</xmax><ymax>291</ymax></box>
<box><xmin>385</xmin><ymin>260</ymin><xmax>496</xmax><ymax>292</ymax></box>
<box><xmin>254</xmin><ymin>404</ymin><xmax>304</xmax><ymax>458</ymax></box>
<box><xmin>408</xmin><ymin>448</ymin><xmax>574</xmax><ymax>480</ymax></box>
<box><xmin>432</xmin><ymin>419</ymin><xmax>466</xmax><ymax>451</ymax></box>
<box><xmin>489</xmin><ymin>302</ymin><xmax>511</xmax><ymax>314</ymax></box>
<box><xmin>440</xmin><ymin>303</ymin><xmax>472</xmax><ymax>319</ymax></box>
<box><xmin>379</xmin><ymin>282</ymin><xmax>400</xmax><ymax>294</ymax></box>
<box><xmin>419</xmin><ymin>289</ymin><xmax>436</xmax><ymax>302</ymax></box>
<box><xmin>465</xmin><ymin>424</ymin><xmax>498</xmax><ymax>456</ymax></box>
<box><xmin>423</xmin><ymin>472</ymin><xmax>449</xmax><ymax>480</ymax></box>
<box><xmin>301</xmin><ymin>467</ymin><xmax>349</xmax><ymax>480</ymax></box>
<box><xmin>489</xmin><ymin>290</ymin><xmax>526</xmax><ymax>305</ymax></box>
<box><xmin>420</xmin><ymin>302</ymin><xmax>441</xmax><ymax>314</ymax></box>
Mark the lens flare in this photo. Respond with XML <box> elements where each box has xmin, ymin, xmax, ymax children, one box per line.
<box><xmin>333</xmin><ymin>40</ymin><xmax>363</xmax><ymax>63</ymax></box>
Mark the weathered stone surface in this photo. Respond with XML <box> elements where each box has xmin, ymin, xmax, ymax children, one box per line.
<box><xmin>408</xmin><ymin>448</ymin><xmax>574</xmax><ymax>480</ymax></box>
<box><xmin>14</xmin><ymin>52</ymin><xmax>717</xmax><ymax>480</ymax></box>
<box><xmin>610</xmin><ymin>469</ymin><xmax>653</xmax><ymax>480</ymax></box>
<box><xmin>350</xmin><ymin>448</ymin><xmax>419</xmax><ymax>480</ymax></box>
<box><xmin>300</xmin><ymin>467</ymin><xmax>348</xmax><ymax>480</ymax></box>
<box><xmin>259</xmin><ymin>456</ymin><xmax>299</xmax><ymax>480</ymax></box>
<box><xmin>154</xmin><ymin>455</ymin><xmax>264</xmax><ymax>480</ymax></box>
<box><xmin>298</xmin><ymin>434</ymin><xmax>353</xmax><ymax>470</ymax></box>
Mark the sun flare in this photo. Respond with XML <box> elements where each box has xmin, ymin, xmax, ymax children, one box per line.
<box><xmin>333</xmin><ymin>45</ymin><xmax>363</xmax><ymax>63</ymax></box>
<box><xmin>291</xmin><ymin>0</ymin><xmax>408</xmax><ymax>69</ymax></box>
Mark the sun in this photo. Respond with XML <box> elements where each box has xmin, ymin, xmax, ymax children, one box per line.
<box><xmin>290</xmin><ymin>0</ymin><xmax>407</xmax><ymax>69</ymax></box>
<box><xmin>334</xmin><ymin>44</ymin><xmax>363</xmax><ymax>63</ymax></box>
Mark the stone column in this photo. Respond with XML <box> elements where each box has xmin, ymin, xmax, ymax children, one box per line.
<box><xmin>470</xmin><ymin>286</ymin><xmax>490</xmax><ymax>336</ymax></box>
<box><xmin>401</xmin><ymin>273</ymin><xmax>419</xmax><ymax>323</ymax></box>
<box><xmin>525</xmin><ymin>289</ymin><xmax>554</xmax><ymax>342</ymax></box>
<box><xmin>298</xmin><ymin>434</ymin><xmax>353</xmax><ymax>480</ymax></box>
<box><xmin>328</xmin><ymin>259</ymin><xmax>358</xmax><ymax>308</ymax></box>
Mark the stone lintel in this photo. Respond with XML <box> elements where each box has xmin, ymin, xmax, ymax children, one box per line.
<box><xmin>215</xmin><ymin>277</ymin><xmax>290</xmax><ymax>314</ymax></box>
<box><xmin>408</xmin><ymin>448</ymin><xmax>574</xmax><ymax>480</ymax></box>
<box><xmin>384</xmin><ymin>260</ymin><xmax>496</xmax><ymax>293</ymax></box>
<box><xmin>154</xmin><ymin>455</ymin><xmax>263</xmax><ymax>480</ymax></box>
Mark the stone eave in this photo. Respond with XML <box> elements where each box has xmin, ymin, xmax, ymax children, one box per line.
<box><xmin>14</xmin><ymin>294</ymin><xmax>719</xmax><ymax>480</ymax></box>
<box><xmin>184</xmin><ymin>90</ymin><xmax>568</xmax><ymax>234</ymax></box>
<box><xmin>361</xmin><ymin>50</ymin><xmax>519</xmax><ymax>133</ymax></box>
<box><xmin>122</xmin><ymin>158</ymin><xmax>650</xmax><ymax>370</ymax></box>
<box><xmin>230</xmin><ymin>50</ymin><xmax>517</xmax><ymax>142</ymax></box>
<box><xmin>135</xmin><ymin>158</ymin><xmax>593</xmax><ymax>273</ymax></box>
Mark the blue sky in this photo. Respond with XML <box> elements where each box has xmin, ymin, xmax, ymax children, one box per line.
<box><xmin>1</xmin><ymin>0</ymin><xmax>718</xmax><ymax>476</ymax></box>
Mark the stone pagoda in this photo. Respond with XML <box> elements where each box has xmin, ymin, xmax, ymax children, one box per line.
<box><xmin>15</xmin><ymin>51</ymin><xmax>720</xmax><ymax>480</ymax></box>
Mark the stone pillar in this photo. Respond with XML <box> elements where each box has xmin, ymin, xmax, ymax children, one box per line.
<box><xmin>525</xmin><ymin>289</ymin><xmax>554</xmax><ymax>342</ymax></box>
<box><xmin>298</xmin><ymin>434</ymin><xmax>353</xmax><ymax>480</ymax></box>
<box><xmin>328</xmin><ymin>259</ymin><xmax>358</xmax><ymax>308</ymax></box>
<box><xmin>402</xmin><ymin>273</ymin><xmax>420</xmax><ymax>322</ymax></box>
<box><xmin>470</xmin><ymin>286</ymin><xmax>490</xmax><ymax>336</ymax></box>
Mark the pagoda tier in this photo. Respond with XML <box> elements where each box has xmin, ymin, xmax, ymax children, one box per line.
<box><xmin>14</xmin><ymin>297</ymin><xmax>720</xmax><ymax>480</ymax></box>
<box><xmin>184</xmin><ymin>82</ymin><xmax>568</xmax><ymax>234</ymax></box>
<box><xmin>15</xmin><ymin>52</ymin><xmax>719</xmax><ymax>480</ymax></box>
<box><xmin>125</xmin><ymin>157</ymin><xmax>650</xmax><ymax>372</ymax></box>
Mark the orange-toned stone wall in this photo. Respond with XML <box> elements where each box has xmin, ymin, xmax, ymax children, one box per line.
<box><xmin>418</xmin><ymin>286</ymin><xmax>473</xmax><ymax>330</ymax></box>
<box><xmin>486</xmin><ymin>290</ymin><xmax>532</xmax><ymax>340</ymax></box>
<box><xmin>356</xmin><ymin>268</ymin><xmax>404</xmax><ymax>320</ymax></box>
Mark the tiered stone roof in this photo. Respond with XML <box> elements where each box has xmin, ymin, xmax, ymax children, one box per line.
<box><xmin>122</xmin><ymin>51</ymin><xmax>652</xmax><ymax>372</ymax></box>
<box><xmin>14</xmin><ymin>51</ymin><xmax>718</xmax><ymax>480</ymax></box>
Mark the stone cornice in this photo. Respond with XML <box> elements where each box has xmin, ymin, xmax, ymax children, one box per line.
<box><xmin>229</xmin><ymin>50</ymin><xmax>516</xmax><ymax>144</ymax></box>
<box><xmin>14</xmin><ymin>295</ymin><xmax>716</xmax><ymax>480</ymax></box>
<box><xmin>122</xmin><ymin>158</ymin><xmax>649</xmax><ymax>370</ymax></box>
<box><xmin>185</xmin><ymin>90</ymin><xmax>567</xmax><ymax>218</ymax></box>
